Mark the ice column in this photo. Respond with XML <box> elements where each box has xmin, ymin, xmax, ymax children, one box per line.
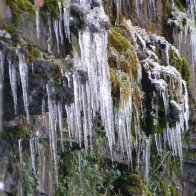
<box><xmin>17</xmin><ymin>50</ymin><xmax>29</xmax><ymax>122</ymax></box>
<box><xmin>8</xmin><ymin>60</ymin><xmax>18</xmax><ymax>114</ymax></box>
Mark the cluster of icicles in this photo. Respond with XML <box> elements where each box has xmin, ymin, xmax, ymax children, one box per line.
<box><xmin>173</xmin><ymin>0</ymin><xmax>196</xmax><ymax>70</ymax></box>
<box><xmin>36</xmin><ymin>0</ymin><xmax>71</xmax><ymax>54</ymax></box>
<box><xmin>126</xmin><ymin>20</ymin><xmax>189</xmax><ymax>172</ymax></box>
<box><xmin>0</xmin><ymin>0</ymin><xmax>190</xmax><ymax>190</ymax></box>
<box><xmin>113</xmin><ymin>0</ymin><xmax>156</xmax><ymax>22</ymax></box>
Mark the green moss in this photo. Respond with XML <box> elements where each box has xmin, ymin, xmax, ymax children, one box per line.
<box><xmin>169</xmin><ymin>49</ymin><xmax>190</xmax><ymax>85</ymax></box>
<box><xmin>44</xmin><ymin>0</ymin><xmax>59</xmax><ymax>18</ymax></box>
<box><xmin>127</xmin><ymin>186</ymin><xmax>141</xmax><ymax>195</ymax></box>
<box><xmin>40</xmin><ymin>11</ymin><xmax>48</xmax><ymax>24</ymax></box>
<box><xmin>21</xmin><ymin>158</ymin><xmax>38</xmax><ymax>195</ymax></box>
<box><xmin>115</xmin><ymin>173</ymin><xmax>152</xmax><ymax>196</ymax></box>
<box><xmin>182</xmin><ymin>18</ymin><xmax>187</xmax><ymax>27</ymax></box>
<box><xmin>174</xmin><ymin>0</ymin><xmax>186</xmax><ymax>12</ymax></box>
<box><xmin>109</xmin><ymin>27</ymin><xmax>139</xmax><ymax>81</ymax></box>
<box><xmin>128</xmin><ymin>174</ymin><xmax>142</xmax><ymax>185</ymax></box>
<box><xmin>120</xmin><ymin>58</ymin><xmax>131</xmax><ymax>75</ymax></box>
<box><xmin>5</xmin><ymin>24</ymin><xmax>19</xmax><ymax>43</ymax></box>
<box><xmin>3</xmin><ymin>125</ymin><xmax>31</xmax><ymax>139</ymax></box>
<box><xmin>110</xmin><ymin>68</ymin><xmax>121</xmax><ymax>106</ymax></box>
<box><xmin>5</xmin><ymin>0</ymin><xmax>35</xmax><ymax>41</ymax></box>
<box><xmin>57</xmin><ymin>139</ymin><xmax>120</xmax><ymax>195</ymax></box>
<box><xmin>17</xmin><ymin>0</ymin><xmax>35</xmax><ymax>12</ymax></box>
<box><xmin>170</xmin><ymin>184</ymin><xmax>179</xmax><ymax>196</ymax></box>
<box><xmin>183</xmin><ymin>150</ymin><xmax>196</xmax><ymax>158</ymax></box>
<box><xmin>31</xmin><ymin>47</ymin><xmax>41</xmax><ymax>58</ymax></box>
<box><xmin>109</xmin><ymin>28</ymin><xmax>132</xmax><ymax>54</ymax></box>
<box><xmin>5</xmin><ymin>1</ymin><xmax>20</xmax><ymax>28</ymax></box>
<box><xmin>161</xmin><ymin>180</ymin><xmax>169</xmax><ymax>196</ymax></box>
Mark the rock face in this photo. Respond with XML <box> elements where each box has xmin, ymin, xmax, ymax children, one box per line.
<box><xmin>0</xmin><ymin>0</ymin><xmax>195</xmax><ymax>195</ymax></box>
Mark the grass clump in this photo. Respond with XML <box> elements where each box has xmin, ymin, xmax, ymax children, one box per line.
<box><xmin>31</xmin><ymin>47</ymin><xmax>41</xmax><ymax>58</ymax></box>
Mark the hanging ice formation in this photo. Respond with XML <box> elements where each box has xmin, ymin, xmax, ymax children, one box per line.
<box><xmin>53</xmin><ymin>20</ymin><xmax>60</xmax><ymax>54</ymax></box>
<box><xmin>17</xmin><ymin>48</ymin><xmax>30</xmax><ymax>122</ymax></box>
<box><xmin>11</xmin><ymin>0</ymin><xmax>191</xmax><ymax>188</ymax></box>
<box><xmin>63</xmin><ymin>0</ymin><xmax>115</xmax><ymax>154</ymax></box>
<box><xmin>143</xmin><ymin>136</ymin><xmax>152</xmax><ymax>183</ymax></box>
<box><xmin>36</xmin><ymin>9</ymin><xmax>40</xmax><ymax>40</ymax></box>
<box><xmin>52</xmin><ymin>1</ymin><xmax>71</xmax><ymax>54</ymax></box>
<box><xmin>30</xmin><ymin>138</ymin><xmax>36</xmax><ymax>175</ymax></box>
<box><xmin>0</xmin><ymin>51</ymin><xmax>4</xmax><ymax>79</ymax></box>
<box><xmin>18</xmin><ymin>139</ymin><xmax>23</xmax><ymax>196</ymax></box>
<box><xmin>58</xmin><ymin>1</ymin><xmax>64</xmax><ymax>45</ymax></box>
<box><xmin>8</xmin><ymin>59</ymin><xmax>17</xmax><ymax>114</ymax></box>
<box><xmin>169</xmin><ymin>1</ymin><xmax>196</xmax><ymax>71</ymax></box>
<box><xmin>62</xmin><ymin>0</ymin><xmax>71</xmax><ymax>42</ymax></box>
<box><xmin>46</xmin><ymin>84</ymin><xmax>59</xmax><ymax>185</ymax></box>
<box><xmin>186</xmin><ymin>0</ymin><xmax>196</xmax><ymax>16</ymax></box>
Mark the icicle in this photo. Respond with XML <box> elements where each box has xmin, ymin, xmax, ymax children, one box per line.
<box><xmin>93</xmin><ymin>32</ymin><xmax>115</xmax><ymax>153</ymax></box>
<box><xmin>53</xmin><ymin>20</ymin><xmax>60</xmax><ymax>54</ymax></box>
<box><xmin>57</xmin><ymin>101</ymin><xmax>64</xmax><ymax>151</ymax></box>
<box><xmin>115</xmin><ymin>96</ymin><xmax>133</xmax><ymax>163</ymax></box>
<box><xmin>165</xmin><ymin>44</ymin><xmax>169</xmax><ymax>66</ymax></box>
<box><xmin>46</xmin><ymin>84</ymin><xmax>58</xmax><ymax>185</ymax></box>
<box><xmin>65</xmin><ymin>72</ymin><xmax>72</xmax><ymax>88</ymax></box>
<box><xmin>186</xmin><ymin>0</ymin><xmax>196</xmax><ymax>16</ymax></box>
<box><xmin>81</xmin><ymin>84</ymin><xmax>89</xmax><ymax>149</ymax></box>
<box><xmin>72</xmin><ymin>72</ymin><xmax>82</xmax><ymax>147</ymax></box>
<box><xmin>63</xmin><ymin>3</ymin><xmax>71</xmax><ymax>42</ymax></box>
<box><xmin>42</xmin><ymin>99</ymin><xmax>46</xmax><ymax>126</ymax></box>
<box><xmin>0</xmin><ymin>182</ymin><xmax>4</xmax><ymax>191</ymax></box>
<box><xmin>144</xmin><ymin>136</ymin><xmax>151</xmax><ymax>183</ymax></box>
<box><xmin>31</xmin><ymin>63</ymin><xmax>34</xmax><ymax>75</ymax></box>
<box><xmin>17</xmin><ymin>50</ymin><xmax>29</xmax><ymax>122</ymax></box>
<box><xmin>36</xmin><ymin>9</ymin><xmax>40</xmax><ymax>40</ymax></box>
<box><xmin>18</xmin><ymin>138</ymin><xmax>23</xmax><ymax>196</ymax></box>
<box><xmin>18</xmin><ymin>139</ymin><xmax>23</xmax><ymax>168</ymax></box>
<box><xmin>0</xmin><ymin>51</ymin><xmax>4</xmax><ymax>79</ymax></box>
<box><xmin>58</xmin><ymin>1</ymin><xmax>64</xmax><ymax>44</ymax></box>
<box><xmin>65</xmin><ymin>104</ymin><xmax>74</xmax><ymax>144</ymax></box>
<box><xmin>189</xmin><ymin>25</ymin><xmax>196</xmax><ymax>71</ymax></box>
<box><xmin>149</xmin><ymin>0</ymin><xmax>155</xmax><ymax>13</ymax></box>
<box><xmin>114</xmin><ymin>0</ymin><xmax>122</xmax><ymax>23</ymax></box>
<box><xmin>8</xmin><ymin>59</ymin><xmax>17</xmax><ymax>114</ymax></box>
<box><xmin>47</xmin><ymin>14</ymin><xmax>52</xmax><ymax>54</ymax></box>
<box><xmin>182</xmin><ymin>80</ymin><xmax>189</xmax><ymax>130</ymax></box>
<box><xmin>155</xmin><ymin>133</ymin><xmax>162</xmax><ymax>157</ymax></box>
<box><xmin>30</xmin><ymin>138</ymin><xmax>36</xmax><ymax>175</ymax></box>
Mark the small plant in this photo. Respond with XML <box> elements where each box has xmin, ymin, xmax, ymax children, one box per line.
<box><xmin>21</xmin><ymin>158</ymin><xmax>38</xmax><ymax>195</ymax></box>
<box><xmin>56</xmin><ymin>138</ymin><xmax>121</xmax><ymax>195</ymax></box>
<box><xmin>31</xmin><ymin>47</ymin><xmax>41</xmax><ymax>58</ymax></box>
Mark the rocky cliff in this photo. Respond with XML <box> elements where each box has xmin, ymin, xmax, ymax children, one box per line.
<box><xmin>0</xmin><ymin>0</ymin><xmax>195</xmax><ymax>195</ymax></box>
